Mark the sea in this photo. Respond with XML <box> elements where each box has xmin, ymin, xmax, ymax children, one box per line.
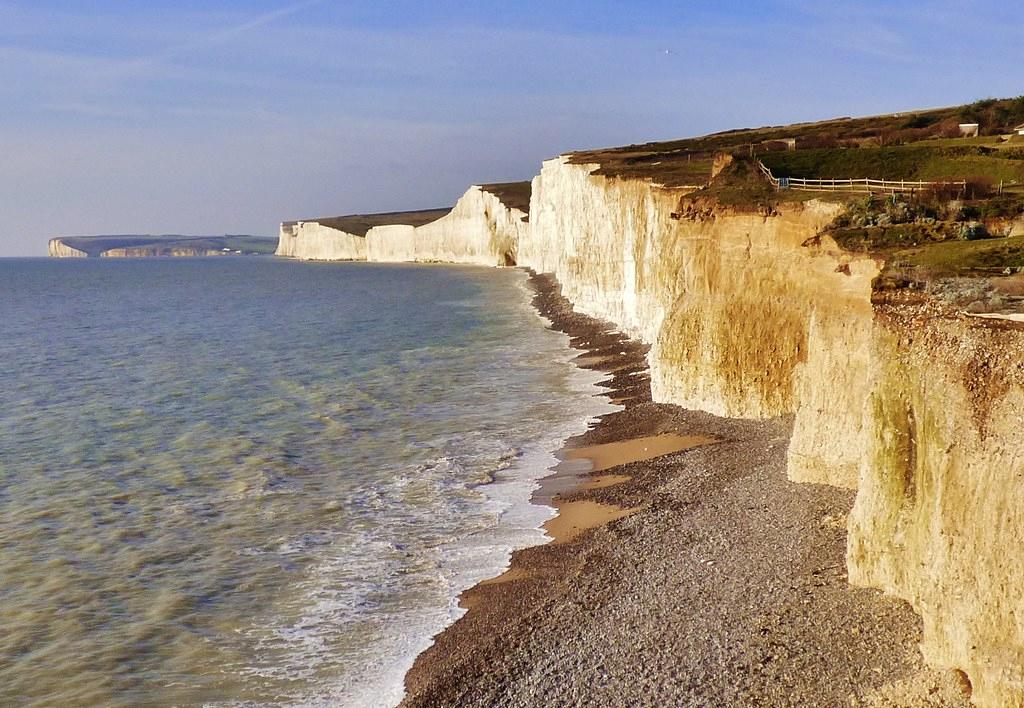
<box><xmin>0</xmin><ymin>257</ymin><xmax>615</xmax><ymax>706</ymax></box>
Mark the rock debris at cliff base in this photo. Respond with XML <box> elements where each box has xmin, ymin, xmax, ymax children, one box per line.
<box><xmin>401</xmin><ymin>273</ymin><xmax>970</xmax><ymax>708</ymax></box>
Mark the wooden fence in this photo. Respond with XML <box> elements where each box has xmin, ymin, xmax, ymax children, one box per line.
<box><xmin>757</xmin><ymin>161</ymin><xmax>966</xmax><ymax>194</ymax></box>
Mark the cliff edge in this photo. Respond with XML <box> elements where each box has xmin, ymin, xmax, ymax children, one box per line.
<box><xmin>287</xmin><ymin>97</ymin><xmax>1024</xmax><ymax>705</ymax></box>
<box><xmin>277</xmin><ymin>182</ymin><xmax>530</xmax><ymax>266</ymax></box>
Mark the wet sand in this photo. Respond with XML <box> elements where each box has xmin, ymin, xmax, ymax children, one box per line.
<box><xmin>542</xmin><ymin>500</ymin><xmax>638</xmax><ymax>545</ymax></box>
<box><xmin>400</xmin><ymin>272</ymin><xmax>972</xmax><ymax>707</ymax></box>
<box><xmin>564</xmin><ymin>432</ymin><xmax>715</xmax><ymax>472</ymax></box>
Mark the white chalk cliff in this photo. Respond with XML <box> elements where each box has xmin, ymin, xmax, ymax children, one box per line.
<box><xmin>47</xmin><ymin>239</ymin><xmax>88</xmax><ymax>258</ymax></box>
<box><xmin>519</xmin><ymin>156</ymin><xmax>1024</xmax><ymax>705</ymax></box>
<box><xmin>276</xmin><ymin>221</ymin><xmax>367</xmax><ymax>261</ymax></box>
<box><xmin>277</xmin><ymin>185</ymin><xmax>526</xmax><ymax>266</ymax></box>
<box><xmin>281</xmin><ymin>153</ymin><xmax>1024</xmax><ymax>706</ymax></box>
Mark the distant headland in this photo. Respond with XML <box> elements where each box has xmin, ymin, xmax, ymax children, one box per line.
<box><xmin>48</xmin><ymin>235</ymin><xmax>277</xmax><ymax>258</ymax></box>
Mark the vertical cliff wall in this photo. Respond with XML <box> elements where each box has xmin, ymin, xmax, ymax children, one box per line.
<box><xmin>848</xmin><ymin>305</ymin><xmax>1024</xmax><ymax>707</ymax></box>
<box><xmin>519</xmin><ymin>155</ymin><xmax>1024</xmax><ymax>703</ymax></box>
<box><xmin>275</xmin><ymin>222</ymin><xmax>368</xmax><ymax>261</ymax></box>
<box><xmin>520</xmin><ymin>156</ymin><xmax>873</xmax><ymax>488</ymax></box>
<box><xmin>408</xmin><ymin>185</ymin><xmax>523</xmax><ymax>266</ymax></box>
<box><xmin>278</xmin><ymin>185</ymin><xmax>527</xmax><ymax>266</ymax></box>
<box><xmin>47</xmin><ymin>238</ymin><xmax>88</xmax><ymax>258</ymax></box>
<box><xmin>365</xmin><ymin>224</ymin><xmax>415</xmax><ymax>262</ymax></box>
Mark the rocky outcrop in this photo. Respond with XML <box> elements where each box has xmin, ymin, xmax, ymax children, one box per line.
<box><xmin>47</xmin><ymin>238</ymin><xmax>88</xmax><ymax>258</ymax></box>
<box><xmin>365</xmin><ymin>224</ymin><xmax>415</xmax><ymax>262</ymax></box>
<box><xmin>405</xmin><ymin>185</ymin><xmax>522</xmax><ymax>265</ymax></box>
<box><xmin>278</xmin><ymin>184</ymin><xmax>527</xmax><ymax>266</ymax></box>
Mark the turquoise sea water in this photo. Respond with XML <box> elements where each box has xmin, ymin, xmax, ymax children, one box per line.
<box><xmin>0</xmin><ymin>258</ymin><xmax>612</xmax><ymax>706</ymax></box>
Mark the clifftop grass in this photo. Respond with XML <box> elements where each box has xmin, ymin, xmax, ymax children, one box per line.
<box><xmin>288</xmin><ymin>208</ymin><xmax>452</xmax><ymax>237</ymax></box>
<box><xmin>568</xmin><ymin>95</ymin><xmax>1024</xmax><ymax>192</ymax></box>
<box><xmin>891</xmin><ymin>236</ymin><xmax>1024</xmax><ymax>276</ymax></box>
<box><xmin>761</xmin><ymin>145</ymin><xmax>1024</xmax><ymax>183</ymax></box>
<box><xmin>479</xmin><ymin>181</ymin><xmax>532</xmax><ymax>214</ymax></box>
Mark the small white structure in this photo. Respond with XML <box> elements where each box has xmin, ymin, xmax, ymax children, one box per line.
<box><xmin>959</xmin><ymin>123</ymin><xmax>980</xmax><ymax>138</ymax></box>
<box><xmin>1015</xmin><ymin>123</ymin><xmax>1024</xmax><ymax>136</ymax></box>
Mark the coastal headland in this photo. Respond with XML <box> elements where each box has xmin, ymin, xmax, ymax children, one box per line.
<box><xmin>283</xmin><ymin>97</ymin><xmax>1024</xmax><ymax>706</ymax></box>
<box><xmin>47</xmin><ymin>234</ymin><xmax>277</xmax><ymax>258</ymax></box>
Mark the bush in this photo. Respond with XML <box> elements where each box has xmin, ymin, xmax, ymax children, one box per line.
<box><xmin>902</xmin><ymin>114</ymin><xmax>939</xmax><ymax>130</ymax></box>
<box><xmin>956</xmin><ymin>96</ymin><xmax>1024</xmax><ymax>134</ymax></box>
<box><xmin>964</xmin><ymin>176</ymin><xmax>995</xmax><ymax>199</ymax></box>
<box><xmin>980</xmin><ymin>196</ymin><xmax>1024</xmax><ymax>219</ymax></box>
<box><xmin>960</xmin><ymin>222</ymin><xmax>990</xmax><ymax>240</ymax></box>
<box><xmin>958</xmin><ymin>205</ymin><xmax>982</xmax><ymax>221</ymax></box>
<box><xmin>921</xmin><ymin>181</ymin><xmax>963</xmax><ymax>202</ymax></box>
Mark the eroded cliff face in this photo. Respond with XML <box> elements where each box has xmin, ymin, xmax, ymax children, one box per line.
<box><xmin>848</xmin><ymin>303</ymin><xmax>1024</xmax><ymax>707</ymax></box>
<box><xmin>47</xmin><ymin>238</ymin><xmax>88</xmax><ymax>258</ymax></box>
<box><xmin>404</xmin><ymin>185</ymin><xmax>522</xmax><ymax>266</ymax></box>
<box><xmin>275</xmin><ymin>222</ymin><xmax>367</xmax><ymax>261</ymax></box>
<box><xmin>520</xmin><ymin>156</ymin><xmax>873</xmax><ymax>487</ymax></box>
<box><xmin>519</xmin><ymin>155</ymin><xmax>1024</xmax><ymax>703</ymax></box>
<box><xmin>278</xmin><ymin>185</ymin><xmax>525</xmax><ymax>266</ymax></box>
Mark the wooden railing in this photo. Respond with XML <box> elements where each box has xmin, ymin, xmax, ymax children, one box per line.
<box><xmin>758</xmin><ymin>161</ymin><xmax>966</xmax><ymax>194</ymax></box>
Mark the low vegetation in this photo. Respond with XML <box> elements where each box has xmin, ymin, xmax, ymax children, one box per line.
<box><xmin>895</xmin><ymin>236</ymin><xmax>1024</xmax><ymax>274</ymax></box>
<box><xmin>816</xmin><ymin>190</ymin><xmax>1024</xmax><ymax>300</ymax></box>
<box><xmin>569</xmin><ymin>95</ymin><xmax>1024</xmax><ymax>197</ymax></box>
<box><xmin>761</xmin><ymin>145</ymin><xmax>1024</xmax><ymax>184</ymax></box>
<box><xmin>568</xmin><ymin>95</ymin><xmax>1024</xmax><ymax>295</ymax></box>
<box><xmin>289</xmin><ymin>209</ymin><xmax>452</xmax><ymax>237</ymax></box>
<box><xmin>681</xmin><ymin>157</ymin><xmax>782</xmax><ymax>210</ymax></box>
<box><xmin>479</xmin><ymin>181</ymin><xmax>532</xmax><ymax>213</ymax></box>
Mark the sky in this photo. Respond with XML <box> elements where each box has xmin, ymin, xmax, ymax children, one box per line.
<box><xmin>0</xmin><ymin>1</ymin><xmax>1021</xmax><ymax>255</ymax></box>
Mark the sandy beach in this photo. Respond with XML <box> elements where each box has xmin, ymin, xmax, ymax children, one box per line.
<box><xmin>400</xmin><ymin>272</ymin><xmax>973</xmax><ymax>707</ymax></box>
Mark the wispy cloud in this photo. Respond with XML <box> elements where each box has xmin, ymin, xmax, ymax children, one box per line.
<box><xmin>114</xmin><ymin>0</ymin><xmax>325</xmax><ymax>78</ymax></box>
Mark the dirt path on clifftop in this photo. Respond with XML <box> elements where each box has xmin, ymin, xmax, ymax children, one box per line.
<box><xmin>401</xmin><ymin>273</ymin><xmax>970</xmax><ymax>708</ymax></box>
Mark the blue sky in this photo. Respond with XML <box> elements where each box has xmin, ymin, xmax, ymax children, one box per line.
<box><xmin>0</xmin><ymin>1</ymin><xmax>1020</xmax><ymax>255</ymax></box>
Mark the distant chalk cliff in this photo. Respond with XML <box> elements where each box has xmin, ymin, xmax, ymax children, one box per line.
<box><xmin>276</xmin><ymin>182</ymin><xmax>530</xmax><ymax>266</ymax></box>
<box><xmin>47</xmin><ymin>235</ymin><xmax>277</xmax><ymax>258</ymax></box>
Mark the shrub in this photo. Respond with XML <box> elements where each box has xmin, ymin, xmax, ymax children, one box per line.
<box><xmin>960</xmin><ymin>222</ymin><xmax>990</xmax><ymax>240</ymax></box>
<box><xmin>902</xmin><ymin>114</ymin><xmax>939</xmax><ymax>130</ymax></box>
<box><xmin>964</xmin><ymin>176</ymin><xmax>995</xmax><ymax>199</ymax></box>
<box><xmin>980</xmin><ymin>196</ymin><xmax>1024</xmax><ymax>219</ymax></box>
<box><xmin>958</xmin><ymin>205</ymin><xmax>982</xmax><ymax>221</ymax></box>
